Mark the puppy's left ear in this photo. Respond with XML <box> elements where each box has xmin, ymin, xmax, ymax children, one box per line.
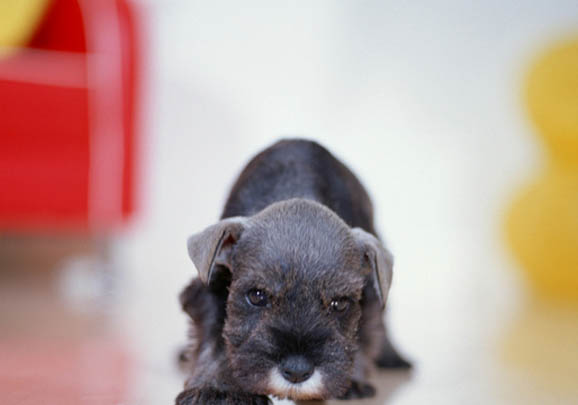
<box><xmin>187</xmin><ymin>217</ymin><xmax>248</xmax><ymax>285</ymax></box>
<box><xmin>351</xmin><ymin>228</ymin><xmax>394</xmax><ymax>308</ymax></box>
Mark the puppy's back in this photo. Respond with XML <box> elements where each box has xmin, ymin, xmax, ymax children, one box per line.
<box><xmin>222</xmin><ymin>139</ymin><xmax>376</xmax><ymax>234</ymax></box>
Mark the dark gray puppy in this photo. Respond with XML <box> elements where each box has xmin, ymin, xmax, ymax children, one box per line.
<box><xmin>177</xmin><ymin>139</ymin><xmax>410</xmax><ymax>405</ymax></box>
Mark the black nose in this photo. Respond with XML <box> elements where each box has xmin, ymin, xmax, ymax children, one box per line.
<box><xmin>280</xmin><ymin>355</ymin><xmax>314</xmax><ymax>384</ymax></box>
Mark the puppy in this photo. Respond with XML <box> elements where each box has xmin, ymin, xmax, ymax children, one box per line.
<box><xmin>177</xmin><ymin>139</ymin><xmax>410</xmax><ymax>405</ymax></box>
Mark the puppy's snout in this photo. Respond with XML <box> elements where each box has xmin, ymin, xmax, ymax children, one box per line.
<box><xmin>280</xmin><ymin>355</ymin><xmax>314</xmax><ymax>384</ymax></box>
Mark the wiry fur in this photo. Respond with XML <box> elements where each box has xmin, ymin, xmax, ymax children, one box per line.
<box><xmin>177</xmin><ymin>139</ymin><xmax>410</xmax><ymax>405</ymax></box>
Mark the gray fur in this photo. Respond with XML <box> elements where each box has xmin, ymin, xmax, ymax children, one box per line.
<box><xmin>177</xmin><ymin>139</ymin><xmax>410</xmax><ymax>405</ymax></box>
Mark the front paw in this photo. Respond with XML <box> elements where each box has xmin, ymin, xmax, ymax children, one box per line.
<box><xmin>337</xmin><ymin>380</ymin><xmax>376</xmax><ymax>400</ymax></box>
<box><xmin>374</xmin><ymin>349</ymin><xmax>412</xmax><ymax>369</ymax></box>
<box><xmin>176</xmin><ymin>388</ymin><xmax>271</xmax><ymax>405</ymax></box>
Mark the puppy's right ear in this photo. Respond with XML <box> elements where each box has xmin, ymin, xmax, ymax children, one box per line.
<box><xmin>187</xmin><ymin>217</ymin><xmax>248</xmax><ymax>285</ymax></box>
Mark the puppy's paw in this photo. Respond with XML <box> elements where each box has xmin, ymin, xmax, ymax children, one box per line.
<box><xmin>337</xmin><ymin>380</ymin><xmax>376</xmax><ymax>400</ymax></box>
<box><xmin>176</xmin><ymin>388</ymin><xmax>271</xmax><ymax>405</ymax></box>
<box><xmin>374</xmin><ymin>349</ymin><xmax>412</xmax><ymax>369</ymax></box>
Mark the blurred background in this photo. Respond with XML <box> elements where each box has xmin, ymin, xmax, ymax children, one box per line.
<box><xmin>1</xmin><ymin>1</ymin><xmax>577</xmax><ymax>404</ymax></box>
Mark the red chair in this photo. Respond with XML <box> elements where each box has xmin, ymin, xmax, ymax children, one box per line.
<box><xmin>0</xmin><ymin>0</ymin><xmax>142</xmax><ymax>231</ymax></box>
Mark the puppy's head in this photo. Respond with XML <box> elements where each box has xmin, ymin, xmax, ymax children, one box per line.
<box><xmin>187</xmin><ymin>198</ymin><xmax>393</xmax><ymax>400</ymax></box>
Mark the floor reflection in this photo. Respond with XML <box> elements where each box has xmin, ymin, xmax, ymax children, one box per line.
<box><xmin>499</xmin><ymin>299</ymin><xmax>578</xmax><ymax>400</ymax></box>
<box><xmin>0</xmin><ymin>271</ymin><xmax>134</xmax><ymax>405</ymax></box>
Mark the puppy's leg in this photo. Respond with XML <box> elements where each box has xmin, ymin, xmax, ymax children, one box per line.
<box><xmin>373</xmin><ymin>320</ymin><xmax>412</xmax><ymax>369</ymax></box>
<box><xmin>176</xmin><ymin>344</ymin><xmax>271</xmax><ymax>405</ymax></box>
<box><xmin>177</xmin><ymin>387</ymin><xmax>270</xmax><ymax>405</ymax></box>
<box><xmin>177</xmin><ymin>279</ymin><xmax>271</xmax><ymax>405</ymax></box>
<box><xmin>177</xmin><ymin>361</ymin><xmax>271</xmax><ymax>405</ymax></box>
<box><xmin>359</xmin><ymin>284</ymin><xmax>411</xmax><ymax>370</ymax></box>
<box><xmin>337</xmin><ymin>352</ymin><xmax>376</xmax><ymax>400</ymax></box>
<box><xmin>338</xmin><ymin>381</ymin><xmax>376</xmax><ymax>399</ymax></box>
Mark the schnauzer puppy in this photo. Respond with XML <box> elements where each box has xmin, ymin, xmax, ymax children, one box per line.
<box><xmin>177</xmin><ymin>139</ymin><xmax>410</xmax><ymax>405</ymax></box>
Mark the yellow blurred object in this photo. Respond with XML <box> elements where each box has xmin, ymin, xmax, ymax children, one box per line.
<box><xmin>0</xmin><ymin>0</ymin><xmax>51</xmax><ymax>55</ymax></box>
<box><xmin>506</xmin><ymin>38</ymin><xmax>578</xmax><ymax>302</ymax></box>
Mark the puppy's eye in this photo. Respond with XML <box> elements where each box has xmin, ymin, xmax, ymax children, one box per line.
<box><xmin>330</xmin><ymin>297</ymin><xmax>350</xmax><ymax>312</ymax></box>
<box><xmin>246</xmin><ymin>288</ymin><xmax>268</xmax><ymax>307</ymax></box>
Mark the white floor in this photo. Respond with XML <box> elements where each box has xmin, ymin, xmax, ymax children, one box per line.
<box><xmin>103</xmin><ymin>1</ymin><xmax>578</xmax><ymax>403</ymax></box>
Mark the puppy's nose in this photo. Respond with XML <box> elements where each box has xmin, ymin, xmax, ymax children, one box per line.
<box><xmin>280</xmin><ymin>355</ymin><xmax>314</xmax><ymax>384</ymax></box>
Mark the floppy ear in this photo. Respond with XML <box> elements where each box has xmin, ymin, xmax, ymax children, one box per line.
<box><xmin>187</xmin><ymin>217</ymin><xmax>248</xmax><ymax>285</ymax></box>
<box><xmin>351</xmin><ymin>228</ymin><xmax>394</xmax><ymax>308</ymax></box>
